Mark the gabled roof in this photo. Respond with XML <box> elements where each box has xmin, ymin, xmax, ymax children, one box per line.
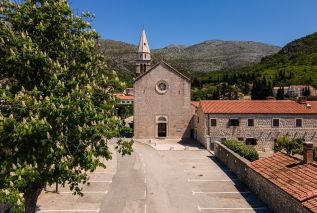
<box><xmin>250</xmin><ymin>152</ymin><xmax>317</xmax><ymax>212</ymax></box>
<box><xmin>199</xmin><ymin>100</ymin><xmax>317</xmax><ymax>114</ymax></box>
<box><xmin>138</xmin><ymin>29</ymin><xmax>150</xmax><ymax>53</ymax></box>
<box><xmin>134</xmin><ymin>60</ymin><xmax>190</xmax><ymax>82</ymax></box>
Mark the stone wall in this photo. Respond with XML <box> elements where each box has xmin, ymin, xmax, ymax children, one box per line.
<box><xmin>134</xmin><ymin>62</ymin><xmax>192</xmax><ymax>139</ymax></box>
<box><xmin>197</xmin><ymin>113</ymin><xmax>317</xmax><ymax>150</ymax></box>
<box><xmin>195</xmin><ymin>106</ymin><xmax>208</xmax><ymax>146</ymax></box>
<box><xmin>214</xmin><ymin>141</ymin><xmax>311</xmax><ymax>213</ymax></box>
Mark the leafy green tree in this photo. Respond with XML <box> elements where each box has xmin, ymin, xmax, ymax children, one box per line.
<box><xmin>273</xmin><ymin>136</ymin><xmax>303</xmax><ymax>155</ymax></box>
<box><xmin>0</xmin><ymin>1</ymin><xmax>132</xmax><ymax>212</ymax></box>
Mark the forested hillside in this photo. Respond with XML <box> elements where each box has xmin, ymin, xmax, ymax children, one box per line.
<box><xmin>191</xmin><ymin>32</ymin><xmax>317</xmax><ymax>100</ymax></box>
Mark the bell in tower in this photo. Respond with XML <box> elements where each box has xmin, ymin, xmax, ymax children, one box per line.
<box><xmin>136</xmin><ymin>29</ymin><xmax>151</xmax><ymax>76</ymax></box>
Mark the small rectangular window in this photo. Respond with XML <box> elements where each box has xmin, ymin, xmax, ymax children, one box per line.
<box><xmin>247</xmin><ymin>119</ymin><xmax>254</xmax><ymax>127</ymax></box>
<box><xmin>245</xmin><ymin>138</ymin><xmax>257</xmax><ymax>145</ymax></box>
<box><xmin>296</xmin><ymin>119</ymin><xmax>303</xmax><ymax>127</ymax></box>
<box><xmin>210</xmin><ymin>119</ymin><xmax>216</xmax><ymax>127</ymax></box>
<box><xmin>272</xmin><ymin>118</ymin><xmax>280</xmax><ymax>127</ymax></box>
<box><xmin>229</xmin><ymin>119</ymin><xmax>240</xmax><ymax>127</ymax></box>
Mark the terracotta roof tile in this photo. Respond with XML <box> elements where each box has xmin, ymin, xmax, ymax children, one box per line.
<box><xmin>308</xmin><ymin>101</ymin><xmax>317</xmax><ymax>111</ymax></box>
<box><xmin>113</xmin><ymin>94</ymin><xmax>134</xmax><ymax>100</ymax></box>
<box><xmin>191</xmin><ymin>101</ymin><xmax>200</xmax><ymax>107</ymax></box>
<box><xmin>200</xmin><ymin>100</ymin><xmax>317</xmax><ymax>114</ymax></box>
<box><xmin>250</xmin><ymin>152</ymin><xmax>317</xmax><ymax>212</ymax></box>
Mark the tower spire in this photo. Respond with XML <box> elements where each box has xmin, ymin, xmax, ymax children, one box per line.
<box><xmin>136</xmin><ymin>28</ymin><xmax>151</xmax><ymax>76</ymax></box>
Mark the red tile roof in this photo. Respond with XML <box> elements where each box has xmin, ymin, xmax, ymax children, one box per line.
<box><xmin>250</xmin><ymin>152</ymin><xmax>317</xmax><ymax>212</ymax></box>
<box><xmin>191</xmin><ymin>101</ymin><xmax>200</xmax><ymax>107</ymax></box>
<box><xmin>113</xmin><ymin>94</ymin><xmax>134</xmax><ymax>100</ymax></box>
<box><xmin>200</xmin><ymin>100</ymin><xmax>317</xmax><ymax>114</ymax></box>
<box><xmin>308</xmin><ymin>101</ymin><xmax>317</xmax><ymax>111</ymax></box>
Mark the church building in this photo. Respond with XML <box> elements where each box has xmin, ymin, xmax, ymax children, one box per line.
<box><xmin>133</xmin><ymin>30</ymin><xmax>193</xmax><ymax>140</ymax></box>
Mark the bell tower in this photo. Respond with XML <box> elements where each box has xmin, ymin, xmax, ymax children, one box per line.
<box><xmin>136</xmin><ymin>29</ymin><xmax>151</xmax><ymax>76</ymax></box>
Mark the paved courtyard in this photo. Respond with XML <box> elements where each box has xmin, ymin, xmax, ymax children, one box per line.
<box><xmin>37</xmin><ymin>141</ymin><xmax>270</xmax><ymax>213</ymax></box>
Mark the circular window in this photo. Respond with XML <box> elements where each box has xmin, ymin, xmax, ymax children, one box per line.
<box><xmin>155</xmin><ymin>80</ymin><xmax>168</xmax><ymax>94</ymax></box>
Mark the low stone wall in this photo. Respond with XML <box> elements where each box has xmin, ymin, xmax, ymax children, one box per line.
<box><xmin>213</xmin><ymin>141</ymin><xmax>310</xmax><ymax>213</ymax></box>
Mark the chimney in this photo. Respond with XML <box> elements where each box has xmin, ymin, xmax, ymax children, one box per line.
<box><xmin>303</xmin><ymin>142</ymin><xmax>314</xmax><ymax>163</ymax></box>
<box><xmin>297</xmin><ymin>96</ymin><xmax>307</xmax><ymax>104</ymax></box>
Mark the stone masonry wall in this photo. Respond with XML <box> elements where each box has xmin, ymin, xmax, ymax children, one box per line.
<box><xmin>134</xmin><ymin>63</ymin><xmax>192</xmax><ymax>139</ymax></box>
<box><xmin>214</xmin><ymin>141</ymin><xmax>311</xmax><ymax>213</ymax></box>
<box><xmin>205</xmin><ymin>114</ymin><xmax>317</xmax><ymax>150</ymax></box>
<box><xmin>195</xmin><ymin>106</ymin><xmax>208</xmax><ymax>146</ymax></box>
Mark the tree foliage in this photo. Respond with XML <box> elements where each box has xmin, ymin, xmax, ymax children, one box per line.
<box><xmin>273</xmin><ymin>136</ymin><xmax>303</xmax><ymax>155</ymax></box>
<box><xmin>0</xmin><ymin>0</ymin><xmax>132</xmax><ymax>212</ymax></box>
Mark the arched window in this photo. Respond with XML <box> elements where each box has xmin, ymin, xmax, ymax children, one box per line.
<box><xmin>158</xmin><ymin>117</ymin><xmax>167</xmax><ymax>122</ymax></box>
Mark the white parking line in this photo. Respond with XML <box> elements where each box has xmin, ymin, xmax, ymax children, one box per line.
<box><xmin>37</xmin><ymin>208</ymin><xmax>100</xmax><ymax>213</ymax></box>
<box><xmin>59</xmin><ymin>191</ymin><xmax>108</xmax><ymax>194</ymax></box>
<box><xmin>198</xmin><ymin>206</ymin><xmax>267</xmax><ymax>211</ymax></box>
<box><xmin>181</xmin><ymin>162</ymin><xmax>214</xmax><ymax>165</ymax></box>
<box><xmin>184</xmin><ymin>169</ymin><xmax>230</xmax><ymax>173</ymax></box>
<box><xmin>192</xmin><ymin>191</ymin><xmax>251</xmax><ymax>195</ymax></box>
<box><xmin>188</xmin><ymin>178</ymin><xmax>238</xmax><ymax>182</ymax></box>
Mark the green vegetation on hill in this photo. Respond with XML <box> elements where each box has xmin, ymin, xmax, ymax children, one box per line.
<box><xmin>191</xmin><ymin>32</ymin><xmax>317</xmax><ymax>100</ymax></box>
<box><xmin>100</xmin><ymin>39</ymin><xmax>280</xmax><ymax>86</ymax></box>
<box><xmin>251</xmin><ymin>32</ymin><xmax>317</xmax><ymax>88</ymax></box>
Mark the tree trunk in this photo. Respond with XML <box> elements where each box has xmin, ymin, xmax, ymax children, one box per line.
<box><xmin>24</xmin><ymin>182</ymin><xmax>44</xmax><ymax>213</ymax></box>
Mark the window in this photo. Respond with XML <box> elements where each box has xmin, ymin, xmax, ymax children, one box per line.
<box><xmin>296</xmin><ymin>119</ymin><xmax>303</xmax><ymax>127</ymax></box>
<box><xmin>247</xmin><ymin>119</ymin><xmax>254</xmax><ymax>127</ymax></box>
<box><xmin>229</xmin><ymin>118</ymin><xmax>240</xmax><ymax>127</ymax></box>
<box><xmin>210</xmin><ymin>119</ymin><xmax>216</xmax><ymax>127</ymax></box>
<box><xmin>272</xmin><ymin>118</ymin><xmax>280</xmax><ymax>127</ymax></box>
<box><xmin>122</xmin><ymin>101</ymin><xmax>125</xmax><ymax>104</ymax></box>
<box><xmin>155</xmin><ymin>80</ymin><xmax>169</xmax><ymax>94</ymax></box>
<box><xmin>245</xmin><ymin>138</ymin><xmax>257</xmax><ymax>145</ymax></box>
<box><xmin>238</xmin><ymin>137</ymin><xmax>244</xmax><ymax>141</ymax></box>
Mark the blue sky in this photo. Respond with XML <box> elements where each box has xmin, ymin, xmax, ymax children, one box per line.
<box><xmin>70</xmin><ymin>0</ymin><xmax>317</xmax><ymax>49</ymax></box>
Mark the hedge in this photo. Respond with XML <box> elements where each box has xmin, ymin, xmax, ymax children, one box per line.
<box><xmin>222</xmin><ymin>140</ymin><xmax>259</xmax><ymax>162</ymax></box>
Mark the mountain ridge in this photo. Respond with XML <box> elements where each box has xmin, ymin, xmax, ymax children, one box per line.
<box><xmin>99</xmin><ymin>39</ymin><xmax>280</xmax><ymax>83</ymax></box>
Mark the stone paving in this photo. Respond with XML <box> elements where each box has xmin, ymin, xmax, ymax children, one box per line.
<box><xmin>36</xmin><ymin>145</ymin><xmax>117</xmax><ymax>213</ymax></box>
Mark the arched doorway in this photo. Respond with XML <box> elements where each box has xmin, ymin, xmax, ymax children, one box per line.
<box><xmin>156</xmin><ymin>116</ymin><xmax>168</xmax><ymax>138</ymax></box>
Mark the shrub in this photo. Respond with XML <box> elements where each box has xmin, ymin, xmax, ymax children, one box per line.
<box><xmin>222</xmin><ymin>140</ymin><xmax>259</xmax><ymax>162</ymax></box>
<box><xmin>273</xmin><ymin>136</ymin><xmax>304</xmax><ymax>155</ymax></box>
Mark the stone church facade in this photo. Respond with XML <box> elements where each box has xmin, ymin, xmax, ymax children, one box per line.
<box><xmin>133</xmin><ymin>30</ymin><xmax>192</xmax><ymax>140</ymax></box>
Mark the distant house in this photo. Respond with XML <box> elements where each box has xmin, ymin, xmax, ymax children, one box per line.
<box><xmin>273</xmin><ymin>85</ymin><xmax>316</xmax><ymax>97</ymax></box>
<box><xmin>194</xmin><ymin>100</ymin><xmax>317</xmax><ymax>150</ymax></box>
<box><xmin>113</xmin><ymin>93</ymin><xmax>134</xmax><ymax>105</ymax></box>
<box><xmin>124</xmin><ymin>88</ymin><xmax>134</xmax><ymax>96</ymax></box>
